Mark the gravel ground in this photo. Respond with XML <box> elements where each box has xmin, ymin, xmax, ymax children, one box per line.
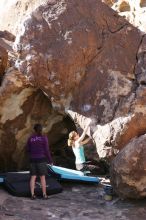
<box><xmin>0</xmin><ymin>180</ymin><xmax>146</xmax><ymax>220</ymax></box>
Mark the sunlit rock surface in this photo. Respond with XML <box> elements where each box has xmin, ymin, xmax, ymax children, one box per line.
<box><xmin>102</xmin><ymin>0</ymin><xmax>146</xmax><ymax>32</ymax></box>
<box><xmin>111</xmin><ymin>134</ymin><xmax>146</xmax><ymax>199</ymax></box>
<box><xmin>0</xmin><ymin>0</ymin><xmax>48</xmax><ymax>35</ymax></box>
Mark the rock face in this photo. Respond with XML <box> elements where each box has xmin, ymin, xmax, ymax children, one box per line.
<box><xmin>0</xmin><ymin>45</ymin><xmax>8</xmax><ymax>77</ymax></box>
<box><xmin>102</xmin><ymin>0</ymin><xmax>146</xmax><ymax>32</ymax></box>
<box><xmin>14</xmin><ymin>0</ymin><xmax>144</xmax><ymax>123</ymax></box>
<box><xmin>110</xmin><ymin>134</ymin><xmax>146</xmax><ymax>199</ymax></box>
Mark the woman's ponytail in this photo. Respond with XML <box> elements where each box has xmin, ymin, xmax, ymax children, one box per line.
<box><xmin>67</xmin><ymin>131</ymin><xmax>76</xmax><ymax>147</ymax></box>
<box><xmin>68</xmin><ymin>139</ymin><xmax>74</xmax><ymax>147</ymax></box>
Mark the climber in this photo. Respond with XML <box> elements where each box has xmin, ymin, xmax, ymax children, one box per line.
<box><xmin>67</xmin><ymin>119</ymin><xmax>105</xmax><ymax>175</ymax></box>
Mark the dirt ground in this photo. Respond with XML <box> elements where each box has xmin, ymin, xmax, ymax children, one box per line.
<box><xmin>0</xmin><ymin>179</ymin><xmax>146</xmax><ymax>220</ymax></box>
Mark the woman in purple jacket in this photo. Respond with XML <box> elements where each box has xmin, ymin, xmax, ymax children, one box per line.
<box><xmin>26</xmin><ymin>123</ymin><xmax>53</xmax><ymax>199</ymax></box>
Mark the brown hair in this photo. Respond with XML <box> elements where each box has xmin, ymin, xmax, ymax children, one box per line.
<box><xmin>67</xmin><ymin>131</ymin><xmax>77</xmax><ymax>147</ymax></box>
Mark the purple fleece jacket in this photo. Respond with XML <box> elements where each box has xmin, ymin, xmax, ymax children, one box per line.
<box><xmin>26</xmin><ymin>134</ymin><xmax>53</xmax><ymax>163</ymax></box>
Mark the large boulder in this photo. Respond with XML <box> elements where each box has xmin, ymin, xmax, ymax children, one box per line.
<box><xmin>110</xmin><ymin>134</ymin><xmax>146</xmax><ymax>199</ymax></box>
<box><xmin>14</xmin><ymin>0</ymin><xmax>146</xmax><ymax>147</ymax></box>
<box><xmin>14</xmin><ymin>0</ymin><xmax>143</xmax><ymax>122</ymax></box>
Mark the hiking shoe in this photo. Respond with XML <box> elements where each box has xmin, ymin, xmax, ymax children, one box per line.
<box><xmin>31</xmin><ymin>194</ymin><xmax>36</xmax><ymax>200</ymax></box>
<box><xmin>43</xmin><ymin>194</ymin><xmax>49</xmax><ymax>200</ymax></box>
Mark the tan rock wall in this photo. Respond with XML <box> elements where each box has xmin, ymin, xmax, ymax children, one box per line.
<box><xmin>0</xmin><ymin>69</ymin><xmax>72</xmax><ymax>171</ymax></box>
